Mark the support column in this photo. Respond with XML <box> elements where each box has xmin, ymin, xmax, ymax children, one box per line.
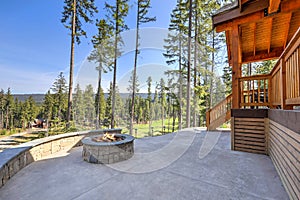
<box><xmin>231</xmin><ymin>25</ymin><xmax>242</xmax><ymax>109</ymax></box>
<box><xmin>280</xmin><ymin>57</ymin><xmax>293</xmax><ymax>109</ymax></box>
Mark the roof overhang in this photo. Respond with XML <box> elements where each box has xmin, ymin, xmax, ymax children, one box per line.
<box><xmin>213</xmin><ymin>0</ymin><xmax>300</xmax><ymax>64</ymax></box>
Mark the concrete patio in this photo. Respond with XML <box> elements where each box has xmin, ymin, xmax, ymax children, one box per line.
<box><xmin>0</xmin><ymin>129</ymin><xmax>288</xmax><ymax>200</ymax></box>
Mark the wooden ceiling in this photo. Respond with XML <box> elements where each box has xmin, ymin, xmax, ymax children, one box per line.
<box><xmin>213</xmin><ymin>0</ymin><xmax>300</xmax><ymax>64</ymax></box>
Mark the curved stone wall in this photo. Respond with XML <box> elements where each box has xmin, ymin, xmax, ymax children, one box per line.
<box><xmin>0</xmin><ymin>129</ymin><xmax>121</xmax><ymax>189</ymax></box>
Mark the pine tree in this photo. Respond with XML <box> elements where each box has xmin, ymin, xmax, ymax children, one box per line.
<box><xmin>98</xmin><ymin>87</ymin><xmax>106</xmax><ymax>127</ymax></box>
<box><xmin>146</xmin><ymin>76</ymin><xmax>152</xmax><ymax>133</ymax></box>
<box><xmin>83</xmin><ymin>84</ymin><xmax>95</xmax><ymax>127</ymax></box>
<box><xmin>105</xmin><ymin>0</ymin><xmax>129</xmax><ymax>128</ymax></box>
<box><xmin>51</xmin><ymin>72</ymin><xmax>68</xmax><ymax>121</ymax></box>
<box><xmin>0</xmin><ymin>89</ymin><xmax>5</xmax><ymax>129</ymax></box>
<box><xmin>73</xmin><ymin>84</ymin><xmax>84</xmax><ymax>127</ymax></box>
<box><xmin>61</xmin><ymin>0</ymin><xmax>98</xmax><ymax>128</ymax></box>
<box><xmin>158</xmin><ymin>78</ymin><xmax>167</xmax><ymax>132</ymax></box>
<box><xmin>254</xmin><ymin>60</ymin><xmax>276</xmax><ymax>75</ymax></box>
<box><xmin>130</xmin><ymin>0</ymin><xmax>156</xmax><ymax>134</ymax></box>
<box><xmin>104</xmin><ymin>82</ymin><xmax>113</xmax><ymax>128</ymax></box>
<box><xmin>222</xmin><ymin>64</ymin><xmax>232</xmax><ymax>96</ymax></box>
<box><xmin>89</xmin><ymin>19</ymin><xmax>114</xmax><ymax>129</ymax></box>
<box><xmin>163</xmin><ymin>0</ymin><xmax>188</xmax><ymax>129</ymax></box>
<box><xmin>42</xmin><ymin>90</ymin><xmax>54</xmax><ymax>126</ymax></box>
<box><xmin>4</xmin><ymin>88</ymin><xmax>14</xmax><ymax>129</ymax></box>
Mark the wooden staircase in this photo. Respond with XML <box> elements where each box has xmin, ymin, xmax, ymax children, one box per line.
<box><xmin>206</xmin><ymin>94</ymin><xmax>232</xmax><ymax>130</ymax></box>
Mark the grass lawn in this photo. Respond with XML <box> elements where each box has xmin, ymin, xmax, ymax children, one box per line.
<box><xmin>120</xmin><ymin>118</ymin><xmax>179</xmax><ymax>138</ymax></box>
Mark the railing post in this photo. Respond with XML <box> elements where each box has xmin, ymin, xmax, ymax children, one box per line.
<box><xmin>280</xmin><ymin>57</ymin><xmax>293</xmax><ymax>109</ymax></box>
<box><xmin>268</xmin><ymin>76</ymin><xmax>272</xmax><ymax>108</ymax></box>
<box><xmin>206</xmin><ymin>110</ymin><xmax>210</xmax><ymax>130</ymax></box>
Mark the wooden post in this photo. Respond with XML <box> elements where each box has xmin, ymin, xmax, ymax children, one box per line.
<box><xmin>264</xmin><ymin>118</ymin><xmax>269</xmax><ymax>155</ymax></box>
<box><xmin>231</xmin><ymin>25</ymin><xmax>242</xmax><ymax>109</ymax></box>
<box><xmin>280</xmin><ymin>58</ymin><xmax>293</xmax><ymax>109</ymax></box>
<box><xmin>231</xmin><ymin>117</ymin><xmax>235</xmax><ymax>150</ymax></box>
<box><xmin>268</xmin><ymin>76</ymin><xmax>272</xmax><ymax>108</ymax></box>
<box><xmin>206</xmin><ymin>110</ymin><xmax>210</xmax><ymax>130</ymax></box>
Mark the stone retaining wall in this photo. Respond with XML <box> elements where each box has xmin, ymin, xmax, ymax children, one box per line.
<box><xmin>0</xmin><ymin>129</ymin><xmax>121</xmax><ymax>189</ymax></box>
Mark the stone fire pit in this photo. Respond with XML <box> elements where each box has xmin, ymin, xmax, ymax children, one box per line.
<box><xmin>82</xmin><ymin>134</ymin><xmax>134</xmax><ymax>164</ymax></box>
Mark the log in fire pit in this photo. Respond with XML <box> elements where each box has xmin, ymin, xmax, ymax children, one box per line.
<box><xmin>82</xmin><ymin>133</ymin><xmax>134</xmax><ymax>164</ymax></box>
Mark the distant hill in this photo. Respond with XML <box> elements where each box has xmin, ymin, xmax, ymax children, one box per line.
<box><xmin>13</xmin><ymin>93</ymin><xmax>155</xmax><ymax>104</ymax></box>
<box><xmin>13</xmin><ymin>94</ymin><xmax>45</xmax><ymax>104</ymax></box>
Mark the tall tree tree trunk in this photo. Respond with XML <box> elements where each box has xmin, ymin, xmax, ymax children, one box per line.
<box><xmin>130</xmin><ymin>3</ymin><xmax>140</xmax><ymax>135</ymax></box>
<box><xmin>66</xmin><ymin>0</ymin><xmax>76</xmax><ymax>129</ymax></box>
<box><xmin>178</xmin><ymin>32</ymin><xmax>183</xmax><ymax>130</ymax></box>
<box><xmin>209</xmin><ymin>30</ymin><xmax>215</xmax><ymax>108</ymax></box>
<box><xmin>161</xmin><ymin>105</ymin><xmax>164</xmax><ymax>133</ymax></box>
<box><xmin>111</xmin><ymin>0</ymin><xmax>120</xmax><ymax>129</ymax></box>
<box><xmin>186</xmin><ymin>0</ymin><xmax>193</xmax><ymax>128</ymax></box>
<box><xmin>193</xmin><ymin>3</ymin><xmax>198</xmax><ymax>128</ymax></box>
<box><xmin>0</xmin><ymin>110</ymin><xmax>3</xmax><ymax>129</ymax></box>
<box><xmin>5</xmin><ymin>110</ymin><xmax>8</xmax><ymax>129</ymax></box>
<box><xmin>96</xmin><ymin>63</ymin><xmax>102</xmax><ymax>129</ymax></box>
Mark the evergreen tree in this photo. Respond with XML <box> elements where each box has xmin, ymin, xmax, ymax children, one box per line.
<box><xmin>13</xmin><ymin>98</ymin><xmax>21</xmax><ymax>128</ymax></box>
<box><xmin>0</xmin><ymin>89</ymin><xmax>5</xmax><ymax>129</ymax></box>
<box><xmin>4</xmin><ymin>88</ymin><xmax>14</xmax><ymax>129</ymax></box>
<box><xmin>51</xmin><ymin>72</ymin><xmax>68</xmax><ymax>121</ymax></box>
<box><xmin>105</xmin><ymin>0</ymin><xmax>129</xmax><ymax>128</ymax></box>
<box><xmin>254</xmin><ymin>60</ymin><xmax>276</xmax><ymax>75</ymax></box>
<box><xmin>158</xmin><ymin>78</ymin><xmax>167</xmax><ymax>131</ymax></box>
<box><xmin>222</xmin><ymin>64</ymin><xmax>232</xmax><ymax>96</ymax></box>
<box><xmin>104</xmin><ymin>82</ymin><xmax>113</xmax><ymax>128</ymax></box>
<box><xmin>83</xmin><ymin>84</ymin><xmax>95</xmax><ymax>127</ymax></box>
<box><xmin>88</xmin><ymin>19</ymin><xmax>114</xmax><ymax>129</ymax></box>
<box><xmin>20</xmin><ymin>96</ymin><xmax>37</xmax><ymax>129</ymax></box>
<box><xmin>185</xmin><ymin>0</ymin><xmax>193</xmax><ymax>128</ymax></box>
<box><xmin>164</xmin><ymin>0</ymin><xmax>189</xmax><ymax>129</ymax></box>
<box><xmin>130</xmin><ymin>0</ymin><xmax>156</xmax><ymax>134</ymax></box>
<box><xmin>61</xmin><ymin>0</ymin><xmax>98</xmax><ymax>127</ymax></box>
<box><xmin>42</xmin><ymin>90</ymin><xmax>54</xmax><ymax>125</ymax></box>
<box><xmin>97</xmin><ymin>87</ymin><xmax>106</xmax><ymax>127</ymax></box>
<box><xmin>73</xmin><ymin>84</ymin><xmax>84</xmax><ymax>127</ymax></box>
<box><xmin>153</xmin><ymin>87</ymin><xmax>161</xmax><ymax>120</ymax></box>
<box><xmin>146</xmin><ymin>76</ymin><xmax>152</xmax><ymax>133</ymax></box>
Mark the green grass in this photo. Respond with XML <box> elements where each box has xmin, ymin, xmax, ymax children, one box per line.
<box><xmin>0</xmin><ymin>128</ymin><xmax>24</xmax><ymax>138</ymax></box>
<box><xmin>120</xmin><ymin>118</ymin><xmax>179</xmax><ymax>138</ymax></box>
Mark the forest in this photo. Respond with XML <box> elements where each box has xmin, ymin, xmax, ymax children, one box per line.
<box><xmin>0</xmin><ymin>0</ymin><xmax>275</xmax><ymax>136</ymax></box>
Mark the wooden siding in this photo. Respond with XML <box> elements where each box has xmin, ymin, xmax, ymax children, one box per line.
<box><xmin>232</xmin><ymin>117</ymin><xmax>267</xmax><ymax>154</ymax></box>
<box><xmin>269</xmin><ymin>120</ymin><xmax>300</xmax><ymax>200</ymax></box>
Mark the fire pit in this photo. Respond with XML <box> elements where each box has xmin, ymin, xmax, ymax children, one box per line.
<box><xmin>82</xmin><ymin>133</ymin><xmax>134</xmax><ymax>164</ymax></box>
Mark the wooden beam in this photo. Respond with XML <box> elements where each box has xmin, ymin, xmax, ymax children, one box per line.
<box><xmin>268</xmin><ymin>0</ymin><xmax>281</xmax><ymax>14</ymax></box>
<box><xmin>215</xmin><ymin>11</ymin><xmax>264</xmax><ymax>32</ymax></box>
<box><xmin>239</xmin><ymin>0</ymin><xmax>242</xmax><ymax>12</ymax></box>
<box><xmin>242</xmin><ymin>48</ymin><xmax>283</xmax><ymax>63</ymax></box>
<box><xmin>214</xmin><ymin>0</ymin><xmax>300</xmax><ymax>32</ymax></box>
<box><xmin>231</xmin><ymin>25</ymin><xmax>242</xmax><ymax>109</ymax></box>
<box><xmin>267</xmin><ymin>18</ymin><xmax>273</xmax><ymax>54</ymax></box>
<box><xmin>213</xmin><ymin>0</ymin><xmax>268</xmax><ymax>27</ymax></box>
<box><xmin>241</xmin><ymin>0</ymin><xmax>251</xmax><ymax>5</ymax></box>
<box><xmin>283</xmin><ymin>13</ymin><xmax>292</xmax><ymax>49</ymax></box>
<box><xmin>225</xmin><ymin>30</ymin><xmax>232</xmax><ymax>65</ymax></box>
<box><xmin>252</xmin><ymin>22</ymin><xmax>256</xmax><ymax>56</ymax></box>
<box><xmin>281</xmin><ymin>0</ymin><xmax>300</xmax><ymax>13</ymax></box>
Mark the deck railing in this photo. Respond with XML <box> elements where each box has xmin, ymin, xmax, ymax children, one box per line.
<box><xmin>239</xmin><ymin>74</ymin><xmax>271</xmax><ymax>108</ymax></box>
<box><xmin>206</xmin><ymin>28</ymin><xmax>300</xmax><ymax>129</ymax></box>
<box><xmin>206</xmin><ymin>94</ymin><xmax>232</xmax><ymax>130</ymax></box>
<box><xmin>239</xmin><ymin>27</ymin><xmax>300</xmax><ymax>109</ymax></box>
<box><xmin>270</xmin><ymin>27</ymin><xmax>300</xmax><ymax>108</ymax></box>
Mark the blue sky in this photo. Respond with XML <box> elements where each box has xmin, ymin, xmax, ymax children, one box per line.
<box><xmin>0</xmin><ymin>0</ymin><xmax>177</xmax><ymax>94</ymax></box>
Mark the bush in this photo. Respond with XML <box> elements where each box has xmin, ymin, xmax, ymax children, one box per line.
<box><xmin>0</xmin><ymin>129</ymin><xmax>7</xmax><ymax>135</ymax></box>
